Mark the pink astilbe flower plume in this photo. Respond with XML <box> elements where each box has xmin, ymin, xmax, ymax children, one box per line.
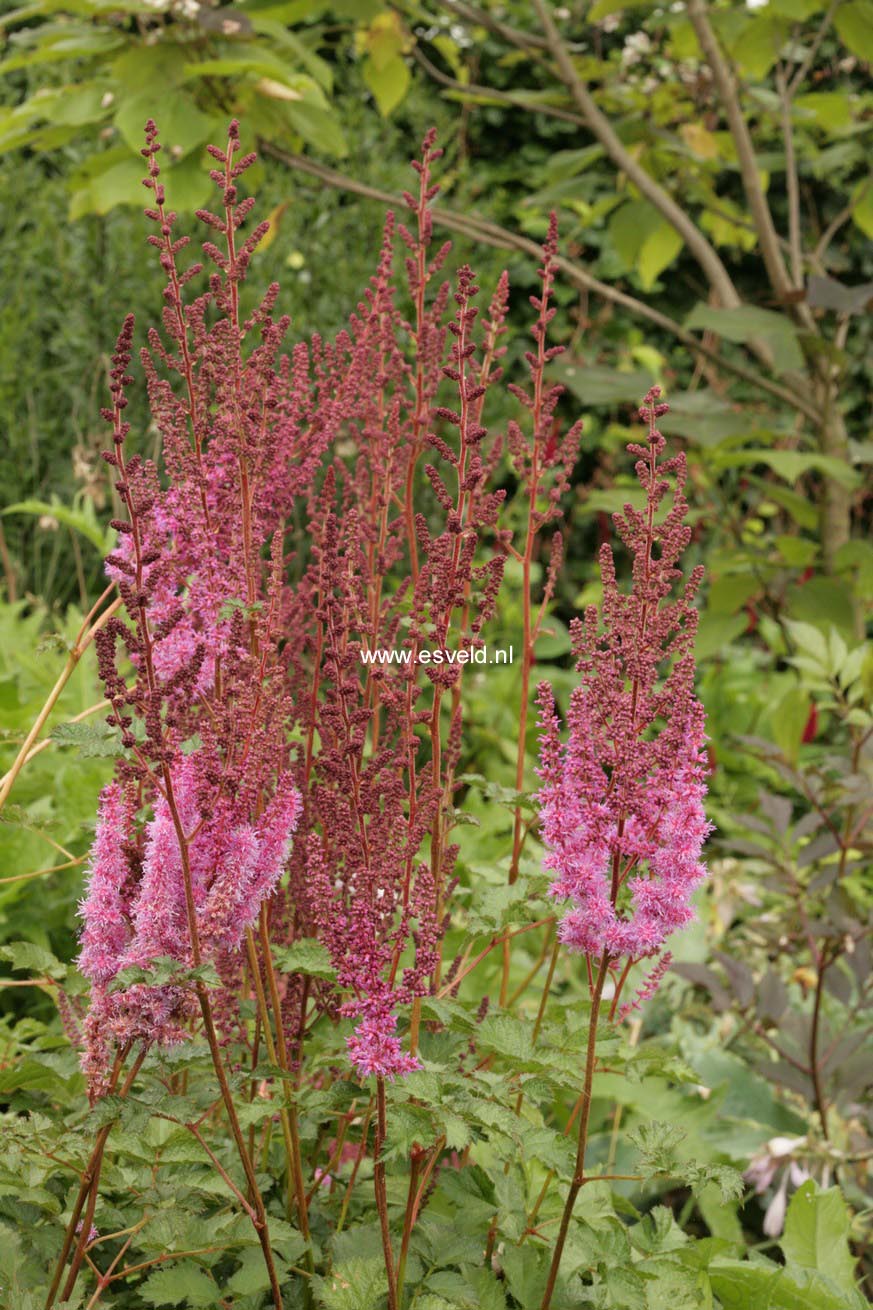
<box><xmin>537</xmin><ymin>387</ymin><xmax>711</xmax><ymax>1008</ymax></box>
<box><xmin>78</xmin><ymin>782</ymin><xmax>135</xmax><ymax>985</ymax></box>
<box><xmin>77</xmin><ymin>121</ymin><xmax>303</xmax><ymax>1099</ymax></box>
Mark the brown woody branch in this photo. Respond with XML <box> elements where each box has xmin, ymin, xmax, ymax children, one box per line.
<box><xmin>530</xmin><ymin>0</ymin><xmax>743</xmax><ymax>314</ymax></box>
<box><xmin>261</xmin><ymin>141</ymin><xmax>821</xmax><ymax>423</ymax></box>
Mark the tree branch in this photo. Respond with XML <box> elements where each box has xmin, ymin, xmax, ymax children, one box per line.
<box><xmin>530</xmin><ymin>0</ymin><xmax>743</xmax><ymax>314</ymax></box>
<box><xmin>776</xmin><ymin>63</ymin><xmax>804</xmax><ymax>287</ymax></box>
<box><xmin>439</xmin><ymin>0</ymin><xmax>554</xmax><ymax>51</ymax></box>
<box><xmin>788</xmin><ymin>0</ymin><xmax>841</xmax><ymax>96</ymax></box>
<box><xmin>685</xmin><ymin>0</ymin><xmax>798</xmax><ymax>309</ymax></box>
<box><xmin>411</xmin><ymin>43</ymin><xmax>586</xmax><ymax>128</ymax></box>
<box><xmin>261</xmin><ymin>141</ymin><xmax>821</xmax><ymax>422</ymax></box>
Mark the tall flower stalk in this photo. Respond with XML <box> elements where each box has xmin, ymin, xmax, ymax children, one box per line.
<box><xmin>500</xmin><ymin>215</ymin><xmax>581</xmax><ymax>1005</ymax></box>
<box><xmin>56</xmin><ymin>121</ymin><xmax>319</xmax><ymax>1308</ymax></box>
<box><xmin>536</xmin><ymin>388</ymin><xmax>711</xmax><ymax>1309</ymax></box>
<box><xmin>298</xmin><ymin>140</ymin><xmax>513</xmax><ymax>1303</ymax></box>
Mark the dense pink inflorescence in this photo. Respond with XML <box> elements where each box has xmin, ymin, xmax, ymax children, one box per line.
<box><xmin>295</xmin><ymin>133</ymin><xmax>573</xmax><ymax>1082</ymax></box>
<box><xmin>537</xmin><ymin>388</ymin><xmax>711</xmax><ymax>990</ymax></box>
<box><xmin>77</xmin><ymin>122</ymin><xmax>305</xmax><ymax>1096</ymax></box>
<box><xmin>78</xmin><ymin>120</ymin><xmax>575</xmax><ymax>1094</ymax></box>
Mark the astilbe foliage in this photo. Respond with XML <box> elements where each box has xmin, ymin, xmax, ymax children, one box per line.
<box><xmin>537</xmin><ymin>387</ymin><xmax>711</xmax><ymax>994</ymax></box>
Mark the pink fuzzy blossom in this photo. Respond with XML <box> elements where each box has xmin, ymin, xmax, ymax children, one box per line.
<box><xmin>78</xmin><ymin>783</ymin><xmax>135</xmax><ymax>985</ymax></box>
<box><xmin>346</xmin><ymin>1008</ymin><xmax>422</xmax><ymax>1081</ymax></box>
<box><xmin>77</xmin><ymin>124</ymin><xmax>308</xmax><ymax>1095</ymax></box>
<box><xmin>537</xmin><ymin>388</ymin><xmax>711</xmax><ymax>1001</ymax></box>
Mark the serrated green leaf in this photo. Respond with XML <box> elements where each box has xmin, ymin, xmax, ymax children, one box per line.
<box><xmin>139</xmin><ymin>1262</ymin><xmax>217</xmax><ymax>1306</ymax></box>
<box><xmin>52</xmin><ymin>721</ymin><xmax>119</xmax><ymax>757</ymax></box>
<box><xmin>709</xmin><ymin>1258</ymin><xmax>863</xmax><ymax>1310</ymax></box>
<box><xmin>272</xmin><ymin>938</ymin><xmax>336</xmax><ymax>980</ymax></box>
<box><xmin>0</xmin><ymin>940</ymin><xmax>66</xmax><ymax>979</ymax></box>
<box><xmin>314</xmin><ymin>1256</ymin><xmax>388</xmax><ymax>1310</ymax></box>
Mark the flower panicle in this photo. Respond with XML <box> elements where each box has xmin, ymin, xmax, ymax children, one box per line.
<box><xmin>536</xmin><ymin>388</ymin><xmax>711</xmax><ymax>1000</ymax></box>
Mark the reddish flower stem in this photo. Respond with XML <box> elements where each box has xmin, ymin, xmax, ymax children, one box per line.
<box><xmin>374</xmin><ymin>1077</ymin><xmax>399</xmax><ymax>1310</ymax></box>
<box><xmin>540</xmin><ymin>950</ymin><xmax>610</xmax><ymax>1310</ymax></box>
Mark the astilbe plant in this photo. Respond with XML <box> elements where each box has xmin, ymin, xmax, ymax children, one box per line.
<box><xmin>48</xmin><ymin>118</ymin><xmax>590</xmax><ymax>1310</ymax></box>
<box><xmin>288</xmin><ymin>143</ymin><xmax>519</xmax><ymax>1307</ymax></box>
<box><xmin>52</xmin><ymin>121</ymin><xmax>318</xmax><ymax>1309</ymax></box>
<box><xmin>44</xmin><ymin>114</ymin><xmax>697</xmax><ymax>1310</ymax></box>
<box><xmin>535</xmin><ymin>387</ymin><xmax>711</xmax><ymax>1309</ymax></box>
<box><xmin>500</xmin><ymin>213</ymin><xmax>583</xmax><ymax>1005</ymax></box>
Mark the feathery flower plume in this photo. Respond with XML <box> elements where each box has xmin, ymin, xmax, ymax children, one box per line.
<box><xmin>299</xmin><ymin>134</ymin><xmax>512</xmax><ymax>1082</ymax></box>
<box><xmin>537</xmin><ymin>387</ymin><xmax>710</xmax><ymax>997</ymax></box>
<box><xmin>78</xmin><ymin>121</ymin><xmax>303</xmax><ymax>1098</ymax></box>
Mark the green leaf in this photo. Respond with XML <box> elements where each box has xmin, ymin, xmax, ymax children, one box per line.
<box><xmin>765</xmin><ymin>686</ymin><xmax>810</xmax><ymax>765</ymax></box>
<box><xmin>51</xmin><ymin>721</ymin><xmax>119</xmax><ymax>758</ymax></box>
<box><xmin>609</xmin><ymin>199</ymin><xmax>657</xmax><ymax>268</ymax></box>
<box><xmin>709</xmin><ymin>1259</ymin><xmax>863</xmax><ymax>1310</ymax></box>
<box><xmin>462</xmin><ymin>1266</ymin><xmax>507</xmax><ymax>1310</ymax></box>
<box><xmin>272</xmin><ymin>938</ymin><xmax>336</xmax><ymax>980</ymax></box>
<box><xmin>758</xmin><ymin>482</ymin><xmax>818</xmax><ymax>530</ymax></box>
<box><xmin>249</xmin><ymin>16</ymin><xmax>334</xmax><ymax>91</ymax></box>
<box><xmin>110</xmin><ymin>956</ymin><xmax>222</xmax><ymax>991</ymax></box>
<box><xmin>637</xmin><ymin>222</ymin><xmax>683</xmax><ymax>291</ymax></box>
<box><xmin>110</xmin><ymin>44</ymin><xmax>190</xmax><ymax>92</ymax></box>
<box><xmin>68</xmin><ymin>147</ymin><xmax>147</xmax><ymax>218</ymax></box>
<box><xmin>0</xmin><ymin>941</ymin><xmax>66</xmax><ymax>980</ymax></box>
<box><xmin>852</xmin><ymin>177</ymin><xmax>873</xmax><ymax>240</ymax></box>
<box><xmin>475</xmin><ymin>1014</ymin><xmax>537</xmax><ymax>1066</ymax></box>
<box><xmin>835</xmin><ymin>1</ymin><xmax>873</xmax><ymax>61</ymax></box>
<box><xmin>140</xmin><ymin>1263</ymin><xmax>218</xmax><ymax>1306</ymax></box>
<box><xmin>0</xmin><ymin>28</ymin><xmax>124</xmax><ymax>74</ymax></box>
<box><xmin>39</xmin><ymin>81</ymin><xmax>110</xmax><ymax>128</ymax></box>
<box><xmin>781</xmin><ymin>1181</ymin><xmax>858</xmax><ymax>1296</ymax></box>
<box><xmin>227</xmin><ymin>1247</ymin><xmax>286</xmax><ymax>1295</ymax></box>
<box><xmin>707</xmin><ymin>574</ymin><xmax>759</xmax><ymax>616</ymax></box>
<box><xmin>2</xmin><ymin>495</ymin><xmax>111</xmax><ymax>551</ymax></box>
<box><xmin>114</xmin><ymin>89</ymin><xmax>215</xmax><ymax>159</ymax></box>
<box><xmin>711</xmin><ymin>448</ymin><xmax>860</xmax><ymax>490</ymax></box>
<box><xmin>729</xmin><ymin>15</ymin><xmax>789</xmax><ymax>78</ymax></box>
<box><xmin>501</xmin><ymin>1244</ymin><xmax>548</xmax><ymax>1309</ymax></box>
<box><xmin>786</xmin><ymin>577</ymin><xmax>857</xmax><ymax>638</ymax></box>
<box><xmin>363</xmin><ymin>54</ymin><xmax>409</xmax><ymax>117</ymax></box>
<box><xmin>281</xmin><ymin>100</ymin><xmax>348</xmax><ymax>156</ymax></box>
<box><xmin>695</xmin><ymin>612</ymin><xmax>747</xmax><ymax>662</ymax></box>
<box><xmin>794</xmin><ymin>92</ymin><xmax>852</xmax><ymax>132</ymax></box>
<box><xmin>553</xmin><ymin>359</ymin><xmax>652</xmax><ymax>406</ymax></box>
<box><xmin>775</xmin><ymin>536</ymin><xmax>817</xmax><ymax>568</ymax></box>
<box><xmin>685</xmin><ymin>305</ymin><xmax>803</xmax><ymax>376</ymax></box>
<box><xmin>314</xmin><ymin>1257</ymin><xmax>388</xmax><ymax>1310</ymax></box>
